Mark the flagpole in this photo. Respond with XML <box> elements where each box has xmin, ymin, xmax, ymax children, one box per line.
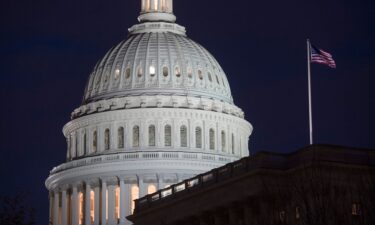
<box><xmin>307</xmin><ymin>39</ymin><xmax>313</xmax><ymax>145</ymax></box>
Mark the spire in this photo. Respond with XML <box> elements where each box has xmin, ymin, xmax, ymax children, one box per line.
<box><xmin>138</xmin><ymin>0</ymin><xmax>176</xmax><ymax>23</ymax></box>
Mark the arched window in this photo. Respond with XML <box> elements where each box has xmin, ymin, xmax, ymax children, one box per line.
<box><xmin>208</xmin><ymin>72</ymin><xmax>212</xmax><ymax>82</ymax></box>
<box><xmin>195</xmin><ymin>127</ymin><xmax>202</xmax><ymax>149</ymax></box>
<box><xmin>114</xmin><ymin>69</ymin><xmax>120</xmax><ymax>80</ymax></box>
<box><xmin>221</xmin><ymin>131</ymin><xmax>226</xmax><ymax>152</ymax></box>
<box><xmin>76</xmin><ymin>132</ymin><xmax>79</xmax><ymax>157</ymax></box>
<box><xmin>93</xmin><ymin>130</ymin><xmax>97</xmax><ymax>153</ymax></box>
<box><xmin>198</xmin><ymin>70</ymin><xmax>203</xmax><ymax>80</ymax></box>
<box><xmin>149</xmin><ymin>65</ymin><xmax>156</xmax><ymax>77</ymax></box>
<box><xmin>163</xmin><ymin>66</ymin><xmax>169</xmax><ymax>77</ymax></box>
<box><xmin>216</xmin><ymin>75</ymin><xmax>220</xmax><ymax>84</ymax></box>
<box><xmin>175</xmin><ymin>66</ymin><xmax>181</xmax><ymax>77</ymax></box>
<box><xmin>118</xmin><ymin>127</ymin><xmax>124</xmax><ymax>149</ymax></box>
<box><xmin>180</xmin><ymin>125</ymin><xmax>187</xmax><ymax>147</ymax></box>
<box><xmin>209</xmin><ymin>129</ymin><xmax>215</xmax><ymax>150</ymax></box>
<box><xmin>137</xmin><ymin>67</ymin><xmax>143</xmax><ymax>77</ymax></box>
<box><xmin>131</xmin><ymin>185</ymin><xmax>139</xmax><ymax>213</ymax></box>
<box><xmin>232</xmin><ymin>133</ymin><xmax>235</xmax><ymax>154</ymax></box>
<box><xmin>187</xmin><ymin>67</ymin><xmax>193</xmax><ymax>78</ymax></box>
<box><xmin>133</xmin><ymin>126</ymin><xmax>140</xmax><ymax>147</ymax></box>
<box><xmin>104</xmin><ymin>129</ymin><xmax>110</xmax><ymax>150</ymax></box>
<box><xmin>83</xmin><ymin>133</ymin><xmax>87</xmax><ymax>155</ymax></box>
<box><xmin>125</xmin><ymin>68</ymin><xmax>131</xmax><ymax>79</ymax></box>
<box><xmin>164</xmin><ymin>125</ymin><xmax>172</xmax><ymax>147</ymax></box>
<box><xmin>148</xmin><ymin>125</ymin><xmax>156</xmax><ymax>147</ymax></box>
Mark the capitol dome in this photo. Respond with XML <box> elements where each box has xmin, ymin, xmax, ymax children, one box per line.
<box><xmin>83</xmin><ymin>30</ymin><xmax>233</xmax><ymax>104</ymax></box>
<box><xmin>46</xmin><ymin>1</ymin><xmax>253</xmax><ymax>225</ymax></box>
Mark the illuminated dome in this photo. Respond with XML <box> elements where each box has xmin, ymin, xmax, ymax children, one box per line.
<box><xmin>83</xmin><ymin>30</ymin><xmax>233</xmax><ymax>105</ymax></box>
<box><xmin>46</xmin><ymin>1</ymin><xmax>253</xmax><ymax>225</ymax></box>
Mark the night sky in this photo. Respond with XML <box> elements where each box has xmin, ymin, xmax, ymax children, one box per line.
<box><xmin>0</xmin><ymin>0</ymin><xmax>374</xmax><ymax>224</ymax></box>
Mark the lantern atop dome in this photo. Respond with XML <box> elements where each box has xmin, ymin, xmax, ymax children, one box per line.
<box><xmin>139</xmin><ymin>0</ymin><xmax>176</xmax><ymax>23</ymax></box>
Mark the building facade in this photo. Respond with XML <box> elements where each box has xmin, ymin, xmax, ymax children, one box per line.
<box><xmin>128</xmin><ymin>145</ymin><xmax>375</xmax><ymax>225</ymax></box>
<box><xmin>45</xmin><ymin>1</ymin><xmax>253</xmax><ymax>225</ymax></box>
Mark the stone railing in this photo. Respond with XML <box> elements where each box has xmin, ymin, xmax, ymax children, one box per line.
<box><xmin>50</xmin><ymin>151</ymin><xmax>238</xmax><ymax>175</ymax></box>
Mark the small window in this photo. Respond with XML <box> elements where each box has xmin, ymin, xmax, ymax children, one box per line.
<box><xmin>279</xmin><ymin>211</ymin><xmax>286</xmax><ymax>222</ymax></box>
<box><xmin>83</xmin><ymin>133</ymin><xmax>87</xmax><ymax>155</ymax></box>
<box><xmin>93</xmin><ymin>130</ymin><xmax>97</xmax><ymax>153</ymax></box>
<box><xmin>165</xmin><ymin>125</ymin><xmax>172</xmax><ymax>147</ymax></box>
<box><xmin>149</xmin><ymin>125</ymin><xmax>156</xmax><ymax>147</ymax></box>
<box><xmin>198</xmin><ymin>70</ymin><xmax>203</xmax><ymax>80</ymax></box>
<box><xmin>195</xmin><ymin>127</ymin><xmax>202</xmax><ymax>149</ymax></box>
<box><xmin>208</xmin><ymin>72</ymin><xmax>212</xmax><ymax>82</ymax></box>
<box><xmin>187</xmin><ymin>67</ymin><xmax>193</xmax><ymax>78</ymax></box>
<box><xmin>133</xmin><ymin>126</ymin><xmax>140</xmax><ymax>147</ymax></box>
<box><xmin>126</xmin><ymin>68</ymin><xmax>131</xmax><ymax>79</ymax></box>
<box><xmin>352</xmin><ymin>203</ymin><xmax>361</xmax><ymax>215</ymax></box>
<box><xmin>175</xmin><ymin>67</ymin><xmax>181</xmax><ymax>77</ymax></box>
<box><xmin>231</xmin><ymin>133</ymin><xmax>235</xmax><ymax>154</ymax></box>
<box><xmin>209</xmin><ymin>129</ymin><xmax>215</xmax><ymax>150</ymax></box>
<box><xmin>180</xmin><ymin>125</ymin><xmax>187</xmax><ymax>147</ymax></box>
<box><xmin>149</xmin><ymin>65</ymin><xmax>156</xmax><ymax>77</ymax></box>
<box><xmin>137</xmin><ymin>67</ymin><xmax>143</xmax><ymax>77</ymax></box>
<box><xmin>104</xmin><ymin>129</ymin><xmax>110</xmax><ymax>150</ymax></box>
<box><xmin>163</xmin><ymin>66</ymin><xmax>169</xmax><ymax>77</ymax></box>
<box><xmin>221</xmin><ymin>131</ymin><xmax>226</xmax><ymax>152</ymax></box>
<box><xmin>296</xmin><ymin>207</ymin><xmax>300</xmax><ymax>219</ymax></box>
<box><xmin>118</xmin><ymin>127</ymin><xmax>124</xmax><ymax>149</ymax></box>
<box><xmin>216</xmin><ymin>75</ymin><xmax>220</xmax><ymax>84</ymax></box>
<box><xmin>114</xmin><ymin>69</ymin><xmax>120</xmax><ymax>80</ymax></box>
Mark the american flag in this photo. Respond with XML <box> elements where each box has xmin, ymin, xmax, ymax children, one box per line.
<box><xmin>310</xmin><ymin>44</ymin><xmax>336</xmax><ymax>68</ymax></box>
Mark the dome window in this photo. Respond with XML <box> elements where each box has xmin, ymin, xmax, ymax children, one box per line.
<box><xmin>195</xmin><ymin>127</ymin><xmax>202</xmax><ymax>149</ymax></box>
<box><xmin>198</xmin><ymin>70</ymin><xmax>203</xmax><ymax>80</ymax></box>
<box><xmin>187</xmin><ymin>67</ymin><xmax>193</xmax><ymax>78</ymax></box>
<box><xmin>164</xmin><ymin>125</ymin><xmax>172</xmax><ymax>147</ymax></box>
<box><xmin>209</xmin><ymin>129</ymin><xmax>215</xmax><ymax>150</ymax></box>
<box><xmin>137</xmin><ymin>67</ymin><xmax>143</xmax><ymax>77</ymax></box>
<box><xmin>118</xmin><ymin>127</ymin><xmax>124</xmax><ymax>149</ymax></box>
<box><xmin>216</xmin><ymin>75</ymin><xmax>220</xmax><ymax>84</ymax></box>
<box><xmin>221</xmin><ymin>131</ymin><xmax>226</xmax><ymax>152</ymax></box>
<box><xmin>175</xmin><ymin>67</ymin><xmax>181</xmax><ymax>77</ymax></box>
<box><xmin>163</xmin><ymin>66</ymin><xmax>169</xmax><ymax>77</ymax></box>
<box><xmin>125</xmin><ymin>68</ymin><xmax>131</xmax><ymax>79</ymax></box>
<box><xmin>208</xmin><ymin>72</ymin><xmax>212</xmax><ymax>82</ymax></box>
<box><xmin>180</xmin><ymin>125</ymin><xmax>187</xmax><ymax>147</ymax></box>
<box><xmin>92</xmin><ymin>130</ymin><xmax>97</xmax><ymax>153</ymax></box>
<box><xmin>133</xmin><ymin>126</ymin><xmax>140</xmax><ymax>147</ymax></box>
<box><xmin>149</xmin><ymin>65</ymin><xmax>156</xmax><ymax>77</ymax></box>
<box><xmin>104</xmin><ymin>129</ymin><xmax>110</xmax><ymax>150</ymax></box>
<box><xmin>114</xmin><ymin>69</ymin><xmax>120</xmax><ymax>80</ymax></box>
<box><xmin>148</xmin><ymin>125</ymin><xmax>156</xmax><ymax>147</ymax></box>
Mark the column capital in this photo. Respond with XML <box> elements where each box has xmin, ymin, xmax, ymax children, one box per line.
<box><xmin>84</xmin><ymin>178</ymin><xmax>100</xmax><ymax>187</ymax></box>
<box><xmin>100</xmin><ymin>176</ymin><xmax>118</xmax><ymax>186</ymax></box>
<box><xmin>119</xmin><ymin>175</ymin><xmax>138</xmax><ymax>184</ymax></box>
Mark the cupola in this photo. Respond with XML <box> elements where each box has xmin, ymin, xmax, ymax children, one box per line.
<box><xmin>138</xmin><ymin>0</ymin><xmax>176</xmax><ymax>23</ymax></box>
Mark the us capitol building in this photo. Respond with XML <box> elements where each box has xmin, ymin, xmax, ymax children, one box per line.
<box><xmin>45</xmin><ymin>0</ymin><xmax>253</xmax><ymax>225</ymax></box>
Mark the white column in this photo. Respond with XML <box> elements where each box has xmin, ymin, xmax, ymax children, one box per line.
<box><xmin>94</xmin><ymin>186</ymin><xmax>100</xmax><ymax>225</ymax></box>
<box><xmin>72</xmin><ymin>186</ymin><xmax>79</xmax><ymax>225</ymax></box>
<box><xmin>119</xmin><ymin>179</ymin><xmax>126</xmax><ymax>225</ymax></box>
<box><xmin>138</xmin><ymin>178</ymin><xmax>147</xmax><ymax>198</ymax></box>
<box><xmin>107</xmin><ymin>185</ymin><xmax>116</xmax><ymax>224</ymax></box>
<box><xmin>124</xmin><ymin>183</ymin><xmax>132</xmax><ymax>216</ymax></box>
<box><xmin>61</xmin><ymin>190</ymin><xmax>68</xmax><ymax>225</ymax></box>
<box><xmin>85</xmin><ymin>183</ymin><xmax>91</xmax><ymax>225</ymax></box>
<box><xmin>53</xmin><ymin>191</ymin><xmax>59</xmax><ymax>225</ymax></box>
<box><xmin>101</xmin><ymin>180</ymin><xmax>107</xmax><ymax>225</ymax></box>
<box><xmin>158</xmin><ymin>176</ymin><xmax>165</xmax><ymax>190</ymax></box>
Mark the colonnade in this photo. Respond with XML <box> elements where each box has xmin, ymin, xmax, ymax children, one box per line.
<box><xmin>49</xmin><ymin>176</ymin><xmax>174</xmax><ymax>225</ymax></box>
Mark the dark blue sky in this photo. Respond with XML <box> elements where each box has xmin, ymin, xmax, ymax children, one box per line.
<box><xmin>0</xmin><ymin>0</ymin><xmax>374</xmax><ymax>224</ymax></box>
